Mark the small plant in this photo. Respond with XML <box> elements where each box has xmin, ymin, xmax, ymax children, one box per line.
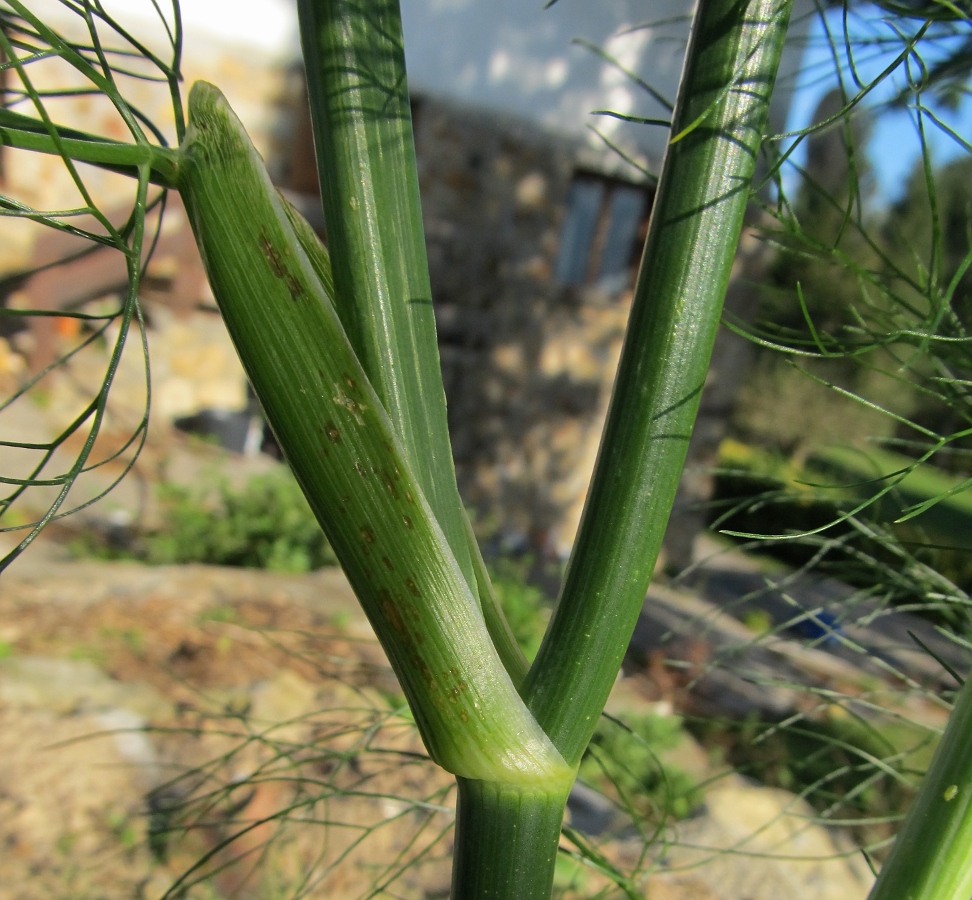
<box><xmin>490</xmin><ymin>563</ymin><xmax>551</xmax><ymax>663</ymax></box>
<box><xmin>580</xmin><ymin>714</ymin><xmax>703</xmax><ymax>823</ymax></box>
<box><xmin>74</xmin><ymin>469</ymin><xmax>338</xmax><ymax>571</ymax></box>
<box><xmin>145</xmin><ymin>471</ymin><xmax>337</xmax><ymax>572</ymax></box>
<box><xmin>690</xmin><ymin>712</ymin><xmax>935</xmax><ymax>851</ymax></box>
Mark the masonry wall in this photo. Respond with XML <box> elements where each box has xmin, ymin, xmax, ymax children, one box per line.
<box><xmin>407</xmin><ymin>97</ymin><xmax>652</xmax><ymax>557</ymax></box>
<box><xmin>2</xmin><ymin>80</ymin><xmax>667</xmax><ymax>564</ymax></box>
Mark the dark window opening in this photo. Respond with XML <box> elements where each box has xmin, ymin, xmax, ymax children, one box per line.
<box><xmin>554</xmin><ymin>172</ymin><xmax>652</xmax><ymax>292</ymax></box>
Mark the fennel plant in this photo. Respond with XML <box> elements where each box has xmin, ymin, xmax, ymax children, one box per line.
<box><xmin>1</xmin><ymin>0</ymin><xmax>971</xmax><ymax>898</ymax></box>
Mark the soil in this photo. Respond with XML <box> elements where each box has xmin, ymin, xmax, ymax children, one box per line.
<box><xmin>0</xmin><ymin>545</ymin><xmax>875</xmax><ymax>899</ymax></box>
<box><xmin>0</xmin><ymin>549</ymin><xmax>455</xmax><ymax>899</ymax></box>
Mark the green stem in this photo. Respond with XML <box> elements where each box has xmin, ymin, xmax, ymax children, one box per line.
<box><xmin>522</xmin><ymin>0</ymin><xmax>793</xmax><ymax>766</ymax></box>
<box><xmin>0</xmin><ymin>109</ymin><xmax>180</xmax><ymax>188</ymax></box>
<box><xmin>867</xmin><ymin>674</ymin><xmax>972</xmax><ymax>900</ymax></box>
<box><xmin>451</xmin><ymin>778</ymin><xmax>571</xmax><ymax>900</ymax></box>
<box><xmin>296</xmin><ymin>0</ymin><xmax>476</xmax><ymax>593</ymax></box>
<box><xmin>177</xmin><ymin>82</ymin><xmax>571</xmax><ymax>789</ymax></box>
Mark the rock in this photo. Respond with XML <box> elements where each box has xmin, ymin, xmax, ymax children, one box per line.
<box><xmin>248</xmin><ymin>668</ymin><xmax>321</xmax><ymax>743</ymax></box>
<box><xmin>659</xmin><ymin>775</ymin><xmax>874</xmax><ymax>900</ymax></box>
<box><xmin>0</xmin><ymin>706</ymin><xmax>170</xmax><ymax>899</ymax></box>
<box><xmin>0</xmin><ymin>656</ymin><xmax>171</xmax><ymax>721</ymax></box>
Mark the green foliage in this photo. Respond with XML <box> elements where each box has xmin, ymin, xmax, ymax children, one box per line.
<box><xmin>144</xmin><ymin>470</ymin><xmax>337</xmax><ymax>571</ymax></box>
<box><xmin>78</xmin><ymin>469</ymin><xmax>337</xmax><ymax>572</ymax></box>
<box><xmin>711</xmin><ymin>438</ymin><xmax>972</xmax><ymax>602</ymax></box>
<box><xmin>731</xmin><ymin>358</ymin><xmax>913</xmax><ymax>462</ymax></box>
<box><xmin>743</xmin><ymin>103</ymin><xmax>972</xmax><ymax>490</ymax></box>
<box><xmin>883</xmin><ymin>155</ymin><xmax>972</xmax><ymax>336</ymax></box>
<box><xmin>879</xmin><ymin>155</ymin><xmax>972</xmax><ymax>465</ymax></box>
<box><xmin>489</xmin><ymin>563</ymin><xmax>551</xmax><ymax>663</ymax></box>
<box><xmin>579</xmin><ymin>714</ymin><xmax>703</xmax><ymax>823</ymax></box>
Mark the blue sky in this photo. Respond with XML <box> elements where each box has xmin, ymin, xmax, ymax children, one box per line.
<box><xmin>781</xmin><ymin>2</ymin><xmax>972</xmax><ymax>208</ymax></box>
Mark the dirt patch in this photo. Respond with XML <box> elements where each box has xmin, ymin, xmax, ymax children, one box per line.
<box><xmin>0</xmin><ymin>552</ymin><xmax>878</xmax><ymax>899</ymax></box>
<box><xmin>0</xmin><ymin>556</ymin><xmax>454</xmax><ymax>899</ymax></box>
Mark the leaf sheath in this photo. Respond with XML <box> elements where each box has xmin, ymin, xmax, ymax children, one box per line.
<box><xmin>176</xmin><ymin>81</ymin><xmax>570</xmax><ymax>789</ymax></box>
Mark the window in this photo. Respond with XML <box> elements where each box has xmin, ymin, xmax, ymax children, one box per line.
<box><xmin>554</xmin><ymin>172</ymin><xmax>652</xmax><ymax>292</ymax></box>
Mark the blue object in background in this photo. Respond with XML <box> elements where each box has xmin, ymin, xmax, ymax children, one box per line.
<box><xmin>791</xmin><ymin>610</ymin><xmax>842</xmax><ymax>645</ymax></box>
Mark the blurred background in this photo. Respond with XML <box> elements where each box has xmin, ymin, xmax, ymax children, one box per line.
<box><xmin>1</xmin><ymin>0</ymin><xmax>971</xmax><ymax>897</ymax></box>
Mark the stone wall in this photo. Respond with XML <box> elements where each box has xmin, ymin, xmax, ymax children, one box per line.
<box><xmin>2</xmin><ymin>79</ymin><xmax>677</xmax><ymax>563</ymax></box>
<box><xmin>0</xmin><ymin>14</ymin><xmax>290</xmax><ymax>272</ymax></box>
<box><xmin>410</xmin><ymin>96</ymin><xmax>654</xmax><ymax>557</ymax></box>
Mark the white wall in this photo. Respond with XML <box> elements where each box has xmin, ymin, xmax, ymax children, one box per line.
<box><xmin>400</xmin><ymin>0</ymin><xmax>691</xmax><ymax>164</ymax></box>
<box><xmin>23</xmin><ymin>0</ymin><xmax>806</xmax><ymax>192</ymax></box>
<box><xmin>109</xmin><ymin>0</ymin><xmax>803</xmax><ymax>167</ymax></box>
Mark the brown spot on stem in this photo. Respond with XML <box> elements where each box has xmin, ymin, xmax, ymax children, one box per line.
<box><xmin>404</xmin><ymin>577</ymin><xmax>421</xmax><ymax>598</ymax></box>
<box><xmin>285</xmin><ymin>273</ymin><xmax>304</xmax><ymax>301</ymax></box>
<box><xmin>259</xmin><ymin>229</ymin><xmax>304</xmax><ymax>300</ymax></box>
<box><xmin>402</xmin><ymin>515</ymin><xmax>413</xmax><ymax>530</ymax></box>
<box><xmin>382</xmin><ymin>556</ymin><xmax>394</xmax><ymax>571</ymax></box>
<box><xmin>381</xmin><ymin>471</ymin><xmax>398</xmax><ymax>497</ymax></box>
<box><xmin>325</xmin><ymin>423</ymin><xmax>341</xmax><ymax>443</ymax></box>
<box><xmin>382</xmin><ymin>598</ymin><xmax>405</xmax><ymax>634</ymax></box>
<box><xmin>259</xmin><ymin>229</ymin><xmax>284</xmax><ymax>277</ymax></box>
<box><xmin>360</xmin><ymin>526</ymin><xmax>375</xmax><ymax>545</ymax></box>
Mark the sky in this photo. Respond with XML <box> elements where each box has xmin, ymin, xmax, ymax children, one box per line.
<box><xmin>781</xmin><ymin>2</ymin><xmax>972</xmax><ymax>208</ymax></box>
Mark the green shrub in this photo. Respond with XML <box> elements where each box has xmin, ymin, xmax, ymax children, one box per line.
<box><xmin>489</xmin><ymin>563</ymin><xmax>551</xmax><ymax>663</ymax></box>
<box><xmin>688</xmin><ymin>712</ymin><xmax>934</xmax><ymax>849</ymax></box>
<box><xmin>711</xmin><ymin>439</ymin><xmax>972</xmax><ymax>601</ymax></box>
<box><xmin>79</xmin><ymin>469</ymin><xmax>337</xmax><ymax>572</ymax></box>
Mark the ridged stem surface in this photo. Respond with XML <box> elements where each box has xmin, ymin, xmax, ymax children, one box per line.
<box><xmin>296</xmin><ymin>0</ymin><xmax>474</xmax><ymax>590</ymax></box>
<box><xmin>451</xmin><ymin>778</ymin><xmax>571</xmax><ymax>900</ymax></box>
<box><xmin>523</xmin><ymin>0</ymin><xmax>794</xmax><ymax>765</ymax></box>
<box><xmin>867</xmin><ymin>674</ymin><xmax>972</xmax><ymax>900</ymax></box>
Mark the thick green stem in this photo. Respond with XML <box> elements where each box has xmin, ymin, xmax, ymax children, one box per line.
<box><xmin>296</xmin><ymin>0</ymin><xmax>475</xmax><ymax>593</ymax></box>
<box><xmin>522</xmin><ymin>0</ymin><xmax>793</xmax><ymax>765</ymax></box>
<box><xmin>867</xmin><ymin>674</ymin><xmax>972</xmax><ymax>900</ymax></box>
<box><xmin>451</xmin><ymin>778</ymin><xmax>571</xmax><ymax>900</ymax></box>
<box><xmin>176</xmin><ymin>82</ymin><xmax>570</xmax><ymax>789</ymax></box>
